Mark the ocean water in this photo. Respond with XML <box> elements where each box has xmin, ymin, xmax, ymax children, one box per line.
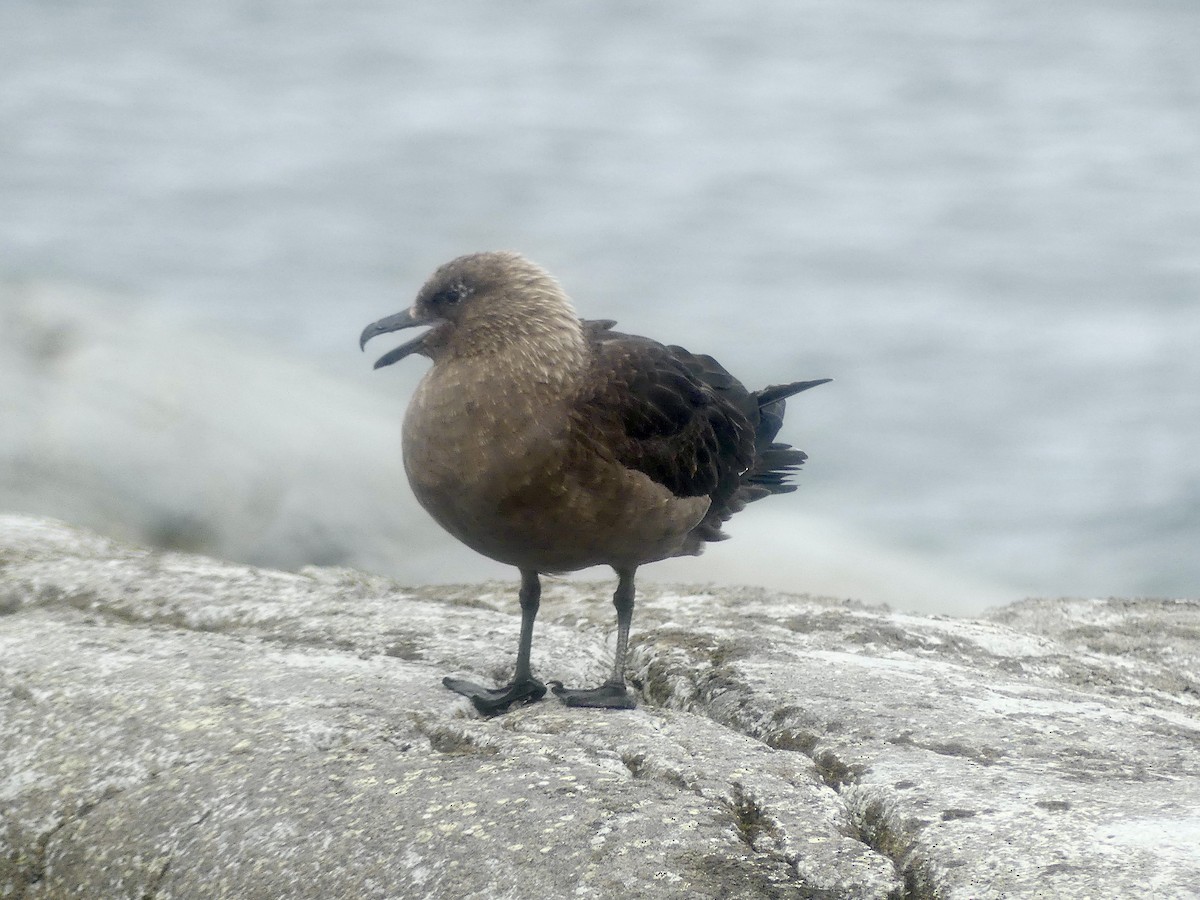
<box><xmin>2</xmin><ymin>0</ymin><xmax>1198</xmax><ymax>604</ymax></box>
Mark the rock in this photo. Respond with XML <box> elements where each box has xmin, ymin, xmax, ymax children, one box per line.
<box><xmin>1</xmin><ymin>515</ymin><xmax>1198</xmax><ymax>898</ymax></box>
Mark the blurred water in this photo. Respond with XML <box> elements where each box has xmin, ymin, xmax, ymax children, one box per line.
<box><xmin>2</xmin><ymin>0</ymin><xmax>1198</xmax><ymax>602</ymax></box>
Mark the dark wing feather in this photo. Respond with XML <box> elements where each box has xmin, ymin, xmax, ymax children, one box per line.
<box><xmin>572</xmin><ymin>330</ymin><xmax>755</xmax><ymax>500</ymax></box>
<box><xmin>575</xmin><ymin>323</ymin><xmax>831</xmax><ymax>555</ymax></box>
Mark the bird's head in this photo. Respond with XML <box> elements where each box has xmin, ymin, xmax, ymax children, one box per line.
<box><xmin>360</xmin><ymin>251</ymin><xmax>585</xmax><ymax>368</ymax></box>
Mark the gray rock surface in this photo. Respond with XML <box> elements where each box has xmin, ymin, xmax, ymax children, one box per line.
<box><xmin>1</xmin><ymin>515</ymin><xmax>1198</xmax><ymax>898</ymax></box>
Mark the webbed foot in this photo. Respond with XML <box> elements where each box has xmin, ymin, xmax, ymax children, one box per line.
<box><xmin>442</xmin><ymin>676</ymin><xmax>547</xmax><ymax>714</ymax></box>
<box><xmin>548</xmin><ymin>679</ymin><xmax>637</xmax><ymax>709</ymax></box>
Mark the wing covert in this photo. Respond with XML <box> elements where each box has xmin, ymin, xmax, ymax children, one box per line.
<box><xmin>571</xmin><ymin>334</ymin><xmax>754</xmax><ymax>499</ymax></box>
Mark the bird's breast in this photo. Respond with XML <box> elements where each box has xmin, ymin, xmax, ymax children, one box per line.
<box><xmin>400</xmin><ymin>361</ymin><xmax>707</xmax><ymax>572</ymax></box>
<box><xmin>402</xmin><ymin>364</ymin><xmax>571</xmax><ymax>547</ymax></box>
<box><xmin>403</xmin><ymin>366</ymin><xmax>561</xmax><ymax>494</ymax></box>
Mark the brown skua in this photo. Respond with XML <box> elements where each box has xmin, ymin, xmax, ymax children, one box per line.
<box><xmin>361</xmin><ymin>251</ymin><xmax>829</xmax><ymax>713</ymax></box>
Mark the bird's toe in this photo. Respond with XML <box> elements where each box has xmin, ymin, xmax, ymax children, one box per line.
<box><xmin>548</xmin><ymin>679</ymin><xmax>637</xmax><ymax>710</ymax></box>
<box><xmin>442</xmin><ymin>675</ymin><xmax>547</xmax><ymax>714</ymax></box>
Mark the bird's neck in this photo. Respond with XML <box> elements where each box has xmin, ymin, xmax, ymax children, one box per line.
<box><xmin>443</xmin><ymin>318</ymin><xmax>589</xmax><ymax>394</ymax></box>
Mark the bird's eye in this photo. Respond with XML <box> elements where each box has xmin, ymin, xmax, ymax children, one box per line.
<box><xmin>436</xmin><ymin>282</ymin><xmax>470</xmax><ymax>306</ymax></box>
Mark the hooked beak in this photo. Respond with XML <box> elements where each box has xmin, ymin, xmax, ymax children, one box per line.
<box><xmin>359</xmin><ymin>308</ymin><xmax>440</xmax><ymax>369</ymax></box>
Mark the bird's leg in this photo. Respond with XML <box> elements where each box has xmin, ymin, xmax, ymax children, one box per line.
<box><xmin>550</xmin><ymin>567</ymin><xmax>638</xmax><ymax>709</ymax></box>
<box><xmin>443</xmin><ymin>569</ymin><xmax>547</xmax><ymax>714</ymax></box>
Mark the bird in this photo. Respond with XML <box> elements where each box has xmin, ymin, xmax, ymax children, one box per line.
<box><xmin>360</xmin><ymin>251</ymin><xmax>829</xmax><ymax>714</ymax></box>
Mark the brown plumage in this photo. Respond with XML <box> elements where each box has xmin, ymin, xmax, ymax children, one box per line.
<box><xmin>360</xmin><ymin>251</ymin><xmax>829</xmax><ymax>712</ymax></box>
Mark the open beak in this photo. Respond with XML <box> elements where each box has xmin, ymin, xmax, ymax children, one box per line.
<box><xmin>359</xmin><ymin>308</ymin><xmax>440</xmax><ymax>369</ymax></box>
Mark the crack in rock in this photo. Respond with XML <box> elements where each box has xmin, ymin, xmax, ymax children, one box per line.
<box><xmin>16</xmin><ymin>784</ymin><xmax>128</xmax><ymax>896</ymax></box>
<box><xmin>142</xmin><ymin>857</ymin><xmax>171</xmax><ymax>900</ymax></box>
<box><xmin>843</xmin><ymin>792</ymin><xmax>940</xmax><ymax>900</ymax></box>
<box><xmin>727</xmin><ymin>782</ymin><xmax>784</xmax><ymax>855</ymax></box>
<box><xmin>627</xmin><ymin>638</ymin><xmax>943</xmax><ymax>897</ymax></box>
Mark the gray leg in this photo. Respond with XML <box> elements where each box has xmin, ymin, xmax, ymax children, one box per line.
<box><xmin>443</xmin><ymin>569</ymin><xmax>547</xmax><ymax>714</ymax></box>
<box><xmin>550</xmin><ymin>567</ymin><xmax>638</xmax><ymax>709</ymax></box>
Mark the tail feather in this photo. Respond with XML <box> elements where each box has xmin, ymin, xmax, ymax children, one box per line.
<box><xmin>676</xmin><ymin>362</ymin><xmax>830</xmax><ymax>555</ymax></box>
<box><xmin>755</xmin><ymin>378</ymin><xmax>832</xmax><ymax>408</ymax></box>
<box><xmin>754</xmin><ymin>379</ymin><xmax>832</xmax><ymax>447</ymax></box>
<box><xmin>736</xmin><ymin>380</ymin><xmax>830</xmax><ymax>507</ymax></box>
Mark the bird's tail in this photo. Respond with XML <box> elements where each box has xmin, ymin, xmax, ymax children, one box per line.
<box><xmin>685</xmin><ymin>376</ymin><xmax>830</xmax><ymax>549</ymax></box>
<box><xmin>743</xmin><ymin>378</ymin><xmax>831</xmax><ymax>500</ymax></box>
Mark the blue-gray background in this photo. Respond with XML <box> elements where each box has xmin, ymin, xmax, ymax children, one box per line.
<box><xmin>3</xmin><ymin>0</ymin><xmax>1197</xmax><ymax>609</ymax></box>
